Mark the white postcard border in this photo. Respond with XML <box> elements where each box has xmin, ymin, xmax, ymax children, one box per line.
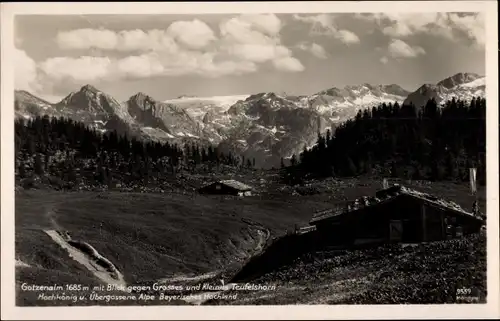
<box><xmin>1</xmin><ymin>1</ymin><xmax>498</xmax><ymax>319</ymax></box>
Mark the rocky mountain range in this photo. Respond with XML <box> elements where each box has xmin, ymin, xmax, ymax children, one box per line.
<box><xmin>14</xmin><ymin>72</ymin><xmax>485</xmax><ymax>168</ymax></box>
<box><xmin>404</xmin><ymin>72</ymin><xmax>485</xmax><ymax>108</ymax></box>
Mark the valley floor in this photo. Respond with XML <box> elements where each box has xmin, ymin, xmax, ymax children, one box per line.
<box><xmin>14</xmin><ymin>178</ymin><xmax>487</xmax><ymax>306</ymax></box>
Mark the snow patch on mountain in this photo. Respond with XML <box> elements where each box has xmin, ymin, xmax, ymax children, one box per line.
<box><xmin>165</xmin><ymin>94</ymin><xmax>250</xmax><ymax>106</ymax></box>
<box><xmin>459</xmin><ymin>77</ymin><xmax>485</xmax><ymax>88</ymax></box>
<box><xmin>404</xmin><ymin>73</ymin><xmax>485</xmax><ymax>107</ymax></box>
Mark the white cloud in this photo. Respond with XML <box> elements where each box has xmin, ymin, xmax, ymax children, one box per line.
<box><xmin>237</xmin><ymin>14</ymin><xmax>282</xmax><ymax>36</ymax></box>
<box><xmin>57</xmin><ymin>29</ymin><xmax>119</xmax><ymax>50</ymax></box>
<box><xmin>219</xmin><ymin>16</ymin><xmax>279</xmax><ymax>45</ymax></box>
<box><xmin>218</xmin><ymin>14</ymin><xmax>303</xmax><ymax>72</ymax></box>
<box><xmin>36</xmin><ymin>47</ymin><xmax>260</xmax><ymax>84</ymax></box>
<box><xmin>116</xmin><ymin>29</ymin><xmax>178</xmax><ymax>52</ymax></box>
<box><xmin>224</xmin><ymin>44</ymin><xmax>290</xmax><ymax>63</ymax></box>
<box><xmin>115</xmin><ymin>53</ymin><xmax>165</xmax><ymax>78</ymax></box>
<box><xmin>293</xmin><ymin>13</ymin><xmax>360</xmax><ymax>45</ymax></box>
<box><xmin>388</xmin><ymin>39</ymin><xmax>426</xmax><ymax>58</ymax></box>
<box><xmin>166</xmin><ymin>19</ymin><xmax>216</xmax><ymax>49</ymax></box>
<box><xmin>380</xmin><ymin>56</ymin><xmax>389</xmax><ymax>64</ymax></box>
<box><xmin>28</xmin><ymin>14</ymin><xmax>303</xmax><ymax>93</ymax></box>
<box><xmin>447</xmin><ymin>13</ymin><xmax>485</xmax><ymax>46</ymax></box>
<box><xmin>272</xmin><ymin>56</ymin><xmax>305</xmax><ymax>72</ymax></box>
<box><xmin>39</xmin><ymin>56</ymin><xmax>113</xmax><ymax>82</ymax></box>
<box><xmin>296</xmin><ymin>42</ymin><xmax>328</xmax><ymax>59</ymax></box>
<box><xmin>355</xmin><ymin>12</ymin><xmax>440</xmax><ymax>34</ymax></box>
<box><xmin>200</xmin><ymin>60</ymin><xmax>258</xmax><ymax>78</ymax></box>
<box><xmin>355</xmin><ymin>12</ymin><xmax>485</xmax><ymax>48</ymax></box>
<box><xmin>334</xmin><ymin>30</ymin><xmax>360</xmax><ymax>45</ymax></box>
<box><xmin>293</xmin><ymin>13</ymin><xmax>336</xmax><ymax>33</ymax></box>
<box><xmin>382</xmin><ymin>23</ymin><xmax>414</xmax><ymax>37</ymax></box>
<box><xmin>15</xmin><ymin>49</ymin><xmax>40</xmax><ymax>92</ymax></box>
<box><xmin>56</xmin><ymin>20</ymin><xmax>215</xmax><ymax>52</ymax></box>
<box><xmin>310</xmin><ymin>43</ymin><xmax>328</xmax><ymax>59</ymax></box>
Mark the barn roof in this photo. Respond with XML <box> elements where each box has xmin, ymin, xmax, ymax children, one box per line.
<box><xmin>397</xmin><ymin>185</ymin><xmax>472</xmax><ymax>215</ymax></box>
<box><xmin>310</xmin><ymin>184</ymin><xmax>480</xmax><ymax>225</ymax></box>
<box><xmin>220</xmin><ymin>179</ymin><xmax>253</xmax><ymax>191</ymax></box>
<box><xmin>200</xmin><ymin>179</ymin><xmax>253</xmax><ymax>191</ymax></box>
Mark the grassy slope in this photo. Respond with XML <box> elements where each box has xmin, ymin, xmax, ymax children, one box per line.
<box><xmin>15</xmin><ymin>188</ymin><xmax>324</xmax><ymax>305</ymax></box>
<box><xmin>209</xmin><ymin>234</ymin><xmax>486</xmax><ymax>305</ymax></box>
<box><xmin>15</xmin><ymin>177</ymin><xmax>486</xmax><ymax>306</ymax></box>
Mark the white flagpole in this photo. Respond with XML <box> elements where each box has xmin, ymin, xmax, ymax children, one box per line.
<box><xmin>470</xmin><ymin>168</ymin><xmax>477</xmax><ymax>195</ymax></box>
<box><xmin>470</xmin><ymin>168</ymin><xmax>478</xmax><ymax>216</ymax></box>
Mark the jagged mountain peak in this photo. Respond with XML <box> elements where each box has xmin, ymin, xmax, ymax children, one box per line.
<box><xmin>55</xmin><ymin>84</ymin><xmax>130</xmax><ymax>126</ymax></box>
<box><xmin>245</xmin><ymin>92</ymin><xmax>272</xmax><ymax>101</ymax></box>
<box><xmin>316</xmin><ymin>87</ymin><xmax>344</xmax><ymax>96</ymax></box>
<box><xmin>437</xmin><ymin>72</ymin><xmax>482</xmax><ymax>89</ymax></box>
<box><xmin>61</xmin><ymin>84</ymin><xmax>107</xmax><ymax>103</ymax></box>
<box><xmin>14</xmin><ymin>73</ymin><xmax>486</xmax><ymax>168</ymax></box>
<box><xmin>321</xmin><ymin>83</ymin><xmax>409</xmax><ymax>96</ymax></box>
<box><xmin>14</xmin><ymin>89</ymin><xmax>57</xmax><ymax>120</ymax></box>
<box><xmin>15</xmin><ymin>90</ymin><xmax>52</xmax><ymax>105</ymax></box>
<box><xmin>129</xmin><ymin>92</ymin><xmax>154</xmax><ymax>102</ymax></box>
<box><xmin>416</xmin><ymin>83</ymin><xmax>447</xmax><ymax>94</ymax></box>
<box><xmin>404</xmin><ymin>72</ymin><xmax>485</xmax><ymax>107</ymax></box>
<box><xmin>79</xmin><ymin>84</ymin><xmax>101</xmax><ymax>94</ymax></box>
<box><xmin>380</xmin><ymin>84</ymin><xmax>410</xmax><ymax>95</ymax></box>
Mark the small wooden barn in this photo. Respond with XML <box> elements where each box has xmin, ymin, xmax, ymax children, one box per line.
<box><xmin>309</xmin><ymin>184</ymin><xmax>484</xmax><ymax>246</ymax></box>
<box><xmin>198</xmin><ymin>179</ymin><xmax>253</xmax><ymax>196</ymax></box>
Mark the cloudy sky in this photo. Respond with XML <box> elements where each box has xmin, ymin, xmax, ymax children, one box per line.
<box><xmin>15</xmin><ymin>12</ymin><xmax>485</xmax><ymax>102</ymax></box>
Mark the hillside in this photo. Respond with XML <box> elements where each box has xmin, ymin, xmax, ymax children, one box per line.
<box><xmin>14</xmin><ymin>114</ymin><xmax>254</xmax><ymax>194</ymax></box>
<box><xmin>14</xmin><ymin>188</ymin><xmax>326</xmax><ymax>306</ymax></box>
<box><xmin>208</xmin><ymin>233</ymin><xmax>486</xmax><ymax>305</ymax></box>
<box><xmin>15</xmin><ymin>177</ymin><xmax>486</xmax><ymax>306</ymax></box>
<box><xmin>291</xmin><ymin>96</ymin><xmax>486</xmax><ymax>184</ymax></box>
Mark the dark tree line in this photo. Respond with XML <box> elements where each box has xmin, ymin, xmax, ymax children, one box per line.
<box><xmin>15</xmin><ymin>116</ymin><xmax>254</xmax><ymax>188</ymax></box>
<box><xmin>283</xmin><ymin>97</ymin><xmax>486</xmax><ymax>185</ymax></box>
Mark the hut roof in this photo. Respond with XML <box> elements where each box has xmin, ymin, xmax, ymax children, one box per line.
<box><xmin>310</xmin><ymin>184</ymin><xmax>480</xmax><ymax>225</ymax></box>
<box><xmin>201</xmin><ymin>179</ymin><xmax>253</xmax><ymax>191</ymax></box>
<box><xmin>220</xmin><ymin>179</ymin><xmax>253</xmax><ymax>191</ymax></box>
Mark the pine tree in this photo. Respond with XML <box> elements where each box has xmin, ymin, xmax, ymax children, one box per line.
<box><xmin>346</xmin><ymin>157</ymin><xmax>357</xmax><ymax>176</ymax></box>
<box><xmin>18</xmin><ymin>161</ymin><xmax>26</xmax><ymax>179</ymax></box>
<box><xmin>34</xmin><ymin>153</ymin><xmax>44</xmax><ymax>176</ymax></box>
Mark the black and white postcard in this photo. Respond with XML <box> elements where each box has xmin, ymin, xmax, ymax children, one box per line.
<box><xmin>1</xmin><ymin>1</ymin><xmax>499</xmax><ymax>320</ymax></box>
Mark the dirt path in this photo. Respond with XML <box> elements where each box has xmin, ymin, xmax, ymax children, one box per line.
<box><xmin>37</xmin><ymin>202</ymin><xmax>270</xmax><ymax>305</ymax></box>
<box><xmin>44</xmin><ymin>230</ymin><xmax>127</xmax><ymax>288</ymax></box>
<box><xmin>15</xmin><ymin>259</ymin><xmax>31</xmax><ymax>268</ymax></box>
<box><xmin>252</xmin><ymin>229</ymin><xmax>269</xmax><ymax>254</ymax></box>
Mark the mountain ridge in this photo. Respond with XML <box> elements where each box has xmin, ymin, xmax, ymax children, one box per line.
<box><xmin>404</xmin><ymin>72</ymin><xmax>485</xmax><ymax>107</ymax></box>
<box><xmin>14</xmin><ymin>72</ymin><xmax>485</xmax><ymax>167</ymax></box>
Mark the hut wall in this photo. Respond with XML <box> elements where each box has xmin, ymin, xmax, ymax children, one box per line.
<box><xmin>311</xmin><ymin>194</ymin><xmax>483</xmax><ymax>246</ymax></box>
<box><xmin>419</xmin><ymin>203</ymin><xmax>447</xmax><ymax>241</ymax></box>
<box><xmin>313</xmin><ymin>196</ymin><xmax>424</xmax><ymax>245</ymax></box>
<box><xmin>441</xmin><ymin>209</ymin><xmax>483</xmax><ymax>236</ymax></box>
<box><xmin>199</xmin><ymin>183</ymin><xmax>239</xmax><ymax>195</ymax></box>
